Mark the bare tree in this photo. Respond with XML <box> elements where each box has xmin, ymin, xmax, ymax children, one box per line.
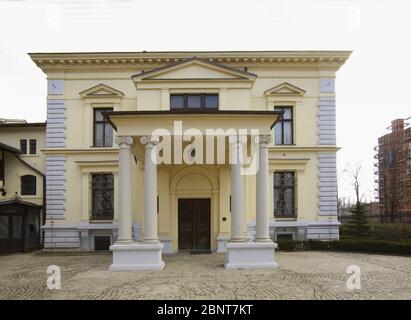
<box><xmin>345</xmin><ymin>164</ymin><xmax>364</xmax><ymax>205</ymax></box>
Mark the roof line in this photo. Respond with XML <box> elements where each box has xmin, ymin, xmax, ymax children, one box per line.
<box><xmin>131</xmin><ymin>57</ymin><xmax>257</xmax><ymax>79</ymax></box>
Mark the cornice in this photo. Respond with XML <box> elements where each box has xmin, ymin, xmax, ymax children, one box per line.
<box><xmin>41</xmin><ymin>148</ymin><xmax>119</xmax><ymax>155</ymax></box>
<box><xmin>29</xmin><ymin>51</ymin><xmax>352</xmax><ymax>73</ymax></box>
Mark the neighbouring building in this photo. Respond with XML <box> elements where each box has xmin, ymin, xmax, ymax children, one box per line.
<box><xmin>375</xmin><ymin>118</ymin><xmax>411</xmax><ymax>223</ymax></box>
<box><xmin>0</xmin><ymin>119</ymin><xmax>45</xmax><ymax>253</ymax></box>
<box><xmin>1</xmin><ymin>50</ymin><xmax>350</xmax><ymax>269</ymax></box>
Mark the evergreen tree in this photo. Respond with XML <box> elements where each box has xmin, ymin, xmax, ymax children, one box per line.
<box><xmin>347</xmin><ymin>202</ymin><xmax>372</xmax><ymax>238</ymax></box>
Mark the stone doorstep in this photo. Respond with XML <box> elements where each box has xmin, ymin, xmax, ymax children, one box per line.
<box><xmin>109</xmin><ymin>242</ymin><xmax>165</xmax><ymax>271</ymax></box>
<box><xmin>224</xmin><ymin>241</ymin><xmax>278</xmax><ymax>270</ymax></box>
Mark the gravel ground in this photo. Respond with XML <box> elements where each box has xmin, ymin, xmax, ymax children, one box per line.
<box><xmin>0</xmin><ymin>251</ymin><xmax>410</xmax><ymax>300</ymax></box>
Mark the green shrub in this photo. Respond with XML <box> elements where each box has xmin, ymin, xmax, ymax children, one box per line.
<box><xmin>372</xmin><ymin>224</ymin><xmax>411</xmax><ymax>241</ymax></box>
<box><xmin>275</xmin><ymin>239</ymin><xmax>411</xmax><ymax>255</ymax></box>
<box><xmin>341</xmin><ymin>223</ymin><xmax>411</xmax><ymax>241</ymax></box>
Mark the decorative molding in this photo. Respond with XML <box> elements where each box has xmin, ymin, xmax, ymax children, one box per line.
<box><xmin>140</xmin><ymin>135</ymin><xmax>160</xmax><ymax>145</ymax></box>
<box><xmin>29</xmin><ymin>51</ymin><xmax>352</xmax><ymax>72</ymax></box>
<box><xmin>264</xmin><ymin>82</ymin><xmax>306</xmax><ymax>96</ymax></box>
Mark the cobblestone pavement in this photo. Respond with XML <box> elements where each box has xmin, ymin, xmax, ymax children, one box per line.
<box><xmin>0</xmin><ymin>251</ymin><xmax>410</xmax><ymax>300</ymax></box>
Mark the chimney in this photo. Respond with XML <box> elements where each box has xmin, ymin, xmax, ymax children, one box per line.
<box><xmin>391</xmin><ymin>119</ymin><xmax>404</xmax><ymax>132</ymax></box>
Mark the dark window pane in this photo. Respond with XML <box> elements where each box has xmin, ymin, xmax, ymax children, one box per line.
<box><xmin>205</xmin><ymin>95</ymin><xmax>218</xmax><ymax>109</ymax></box>
<box><xmin>104</xmin><ymin>124</ymin><xmax>113</xmax><ymax>147</ymax></box>
<box><xmin>0</xmin><ymin>216</ymin><xmax>9</xmax><ymax>239</ymax></box>
<box><xmin>187</xmin><ymin>95</ymin><xmax>201</xmax><ymax>109</ymax></box>
<box><xmin>20</xmin><ymin>139</ymin><xmax>27</xmax><ymax>154</ymax></box>
<box><xmin>273</xmin><ymin>172</ymin><xmax>295</xmax><ymax>218</ymax></box>
<box><xmin>274</xmin><ymin>107</ymin><xmax>293</xmax><ymax>145</ymax></box>
<box><xmin>12</xmin><ymin>216</ymin><xmax>22</xmax><ymax>239</ymax></box>
<box><xmin>92</xmin><ymin>174</ymin><xmax>114</xmax><ymax>220</ymax></box>
<box><xmin>29</xmin><ymin>139</ymin><xmax>36</xmax><ymax>154</ymax></box>
<box><xmin>21</xmin><ymin>175</ymin><xmax>36</xmax><ymax>195</ymax></box>
<box><xmin>94</xmin><ymin>123</ymin><xmax>103</xmax><ymax>147</ymax></box>
<box><xmin>170</xmin><ymin>95</ymin><xmax>184</xmax><ymax>109</ymax></box>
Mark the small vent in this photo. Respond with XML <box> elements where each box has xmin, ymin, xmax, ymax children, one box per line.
<box><xmin>94</xmin><ymin>236</ymin><xmax>111</xmax><ymax>250</ymax></box>
<box><xmin>276</xmin><ymin>233</ymin><xmax>293</xmax><ymax>240</ymax></box>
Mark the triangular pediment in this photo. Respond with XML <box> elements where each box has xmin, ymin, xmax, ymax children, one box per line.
<box><xmin>79</xmin><ymin>83</ymin><xmax>124</xmax><ymax>98</ymax></box>
<box><xmin>264</xmin><ymin>82</ymin><xmax>306</xmax><ymax>96</ymax></box>
<box><xmin>132</xmin><ymin>57</ymin><xmax>257</xmax><ymax>82</ymax></box>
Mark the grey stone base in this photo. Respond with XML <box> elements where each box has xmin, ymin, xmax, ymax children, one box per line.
<box><xmin>224</xmin><ymin>242</ymin><xmax>278</xmax><ymax>269</ymax></box>
<box><xmin>109</xmin><ymin>242</ymin><xmax>165</xmax><ymax>271</ymax></box>
<box><xmin>246</xmin><ymin>220</ymin><xmax>340</xmax><ymax>243</ymax></box>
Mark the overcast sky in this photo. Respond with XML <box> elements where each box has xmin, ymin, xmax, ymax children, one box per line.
<box><xmin>0</xmin><ymin>0</ymin><xmax>410</xmax><ymax>203</ymax></box>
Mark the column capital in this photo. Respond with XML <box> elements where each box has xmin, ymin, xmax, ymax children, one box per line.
<box><xmin>228</xmin><ymin>134</ymin><xmax>247</xmax><ymax>145</ymax></box>
<box><xmin>140</xmin><ymin>135</ymin><xmax>160</xmax><ymax>146</ymax></box>
<box><xmin>115</xmin><ymin>136</ymin><xmax>133</xmax><ymax>147</ymax></box>
<box><xmin>254</xmin><ymin>134</ymin><xmax>272</xmax><ymax>146</ymax></box>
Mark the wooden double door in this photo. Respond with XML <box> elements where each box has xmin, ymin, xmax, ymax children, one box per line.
<box><xmin>178</xmin><ymin>199</ymin><xmax>211</xmax><ymax>252</ymax></box>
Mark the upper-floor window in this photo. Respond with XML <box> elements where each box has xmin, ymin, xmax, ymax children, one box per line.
<box><xmin>21</xmin><ymin>175</ymin><xmax>36</xmax><ymax>196</ymax></box>
<box><xmin>93</xmin><ymin>108</ymin><xmax>113</xmax><ymax>147</ymax></box>
<box><xmin>274</xmin><ymin>171</ymin><xmax>295</xmax><ymax>218</ymax></box>
<box><xmin>20</xmin><ymin>139</ymin><xmax>37</xmax><ymax>155</ymax></box>
<box><xmin>91</xmin><ymin>173</ymin><xmax>114</xmax><ymax>220</ymax></box>
<box><xmin>29</xmin><ymin>139</ymin><xmax>37</xmax><ymax>154</ymax></box>
<box><xmin>170</xmin><ymin>94</ymin><xmax>219</xmax><ymax>111</ymax></box>
<box><xmin>20</xmin><ymin>139</ymin><xmax>27</xmax><ymax>154</ymax></box>
<box><xmin>274</xmin><ymin>106</ymin><xmax>293</xmax><ymax>145</ymax></box>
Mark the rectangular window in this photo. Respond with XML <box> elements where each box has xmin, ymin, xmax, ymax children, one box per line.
<box><xmin>21</xmin><ymin>175</ymin><xmax>36</xmax><ymax>196</ymax></box>
<box><xmin>91</xmin><ymin>174</ymin><xmax>114</xmax><ymax>220</ymax></box>
<box><xmin>274</xmin><ymin>107</ymin><xmax>293</xmax><ymax>145</ymax></box>
<box><xmin>170</xmin><ymin>94</ymin><xmax>219</xmax><ymax>111</ymax></box>
<box><xmin>93</xmin><ymin>108</ymin><xmax>113</xmax><ymax>147</ymax></box>
<box><xmin>274</xmin><ymin>172</ymin><xmax>295</xmax><ymax>218</ymax></box>
<box><xmin>20</xmin><ymin>139</ymin><xmax>27</xmax><ymax>154</ymax></box>
<box><xmin>29</xmin><ymin>139</ymin><xmax>37</xmax><ymax>154</ymax></box>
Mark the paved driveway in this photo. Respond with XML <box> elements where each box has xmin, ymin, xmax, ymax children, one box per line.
<box><xmin>0</xmin><ymin>251</ymin><xmax>410</xmax><ymax>299</ymax></box>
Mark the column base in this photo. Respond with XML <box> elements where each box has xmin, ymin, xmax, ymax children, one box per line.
<box><xmin>109</xmin><ymin>242</ymin><xmax>165</xmax><ymax>271</ymax></box>
<box><xmin>224</xmin><ymin>242</ymin><xmax>278</xmax><ymax>269</ymax></box>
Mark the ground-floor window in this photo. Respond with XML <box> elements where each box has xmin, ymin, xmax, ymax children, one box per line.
<box><xmin>274</xmin><ymin>171</ymin><xmax>296</xmax><ymax>218</ymax></box>
<box><xmin>91</xmin><ymin>173</ymin><xmax>114</xmax><ymax>220</ymax></box>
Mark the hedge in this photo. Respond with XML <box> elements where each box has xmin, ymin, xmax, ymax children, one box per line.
<box><xmin>276</xmin><ymin>239</ymin><xmax>411</xmax><ymax>255</ymax></box>
<box><xmin>340</xmin><ymin>224</ymin><xmax>411</xmax><ymax>241</ymax></box>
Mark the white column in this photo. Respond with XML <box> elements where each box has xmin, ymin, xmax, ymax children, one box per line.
<box><xmin>115</xmin><ymin>136</ymin><xmax>134</xmax><ymax>242</ymax></box>
<box><xmin>140</xmin><ymin>135</ymin><xmax>160</xmax><ymax>243</ymax></box>
<box><xmin>255</xmin><ymin>134</ymin><xmax>272</xmax><ymax>242</ymax></box>
<box><xmin>229</xmin><ymin>135</ymin><xmax>246</xmax><ymax>242</ymax></box>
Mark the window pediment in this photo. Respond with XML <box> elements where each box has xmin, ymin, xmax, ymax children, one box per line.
<box><xmin>264</xmin><ymin>82</ymin><xmax>306</xmax><ymax>97</ymax></box>
<box><xmin>79</xmin><ymin>83</ymin><xmax>124</xmax><ymax>98</ymax></box>
<box><xmin>132</xmin><ymin>57</ymin><xmax>257</xmax><ymax>82</ymax></box>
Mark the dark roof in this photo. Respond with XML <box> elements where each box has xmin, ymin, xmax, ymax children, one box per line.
<box><xmin>0</xmin><ymin>122</ymin><xmax>46</xmax><ymax>128</ymax></box>
<box><xmin>131</xmin><ymin>57</ymin><xmax>258</xmax><ymax>79</ymax></box>
<box><xmin>0</xmin><ymin>199</ymin><xmax>42</xmax><ymax>208</ymax></box>
<box><xmin>0</xmin><ymin>142</ymin><xmax>21</xmax><ymax>154</ymax></box>
<box><xmin>104</xmin><ymin>110</ymin><xmax>284</xmax><ymax>131</ymax></box>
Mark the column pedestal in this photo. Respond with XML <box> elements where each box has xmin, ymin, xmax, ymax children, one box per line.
<box><xmin>110</xmin><ymin>242</ymin><xmax>165</xmax><ymax>271</ymax></box>
<box><xmin>224</xmin><ymin>242</ymin><xmax>278</xmax><ymax>269</ymax></box>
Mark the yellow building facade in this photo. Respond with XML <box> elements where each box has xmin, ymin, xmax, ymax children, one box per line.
<box><xmin>26</xmin><ymin>51</ymin><xmax>350</xmax><ymax>268</ymax></box>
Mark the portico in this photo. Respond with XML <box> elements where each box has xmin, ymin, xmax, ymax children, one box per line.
<box><xmin>107</xmin><ymin>110</ymin><xmax>281</xmax><ymax>270</ymax></box>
